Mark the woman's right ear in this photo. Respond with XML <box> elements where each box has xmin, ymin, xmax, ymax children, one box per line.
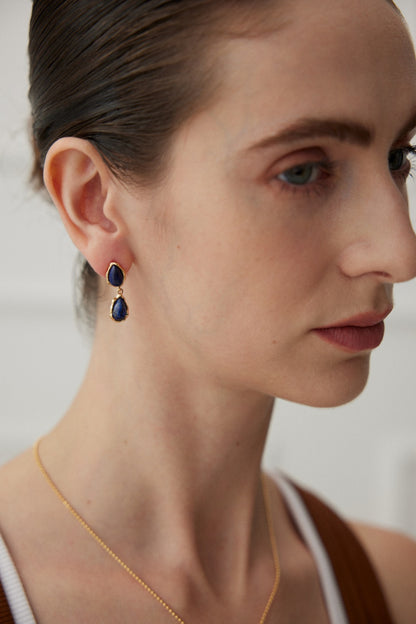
<box><xmin>43</xmin><ymin>137</ymin><xmax>132</xmax><ymax>277</ymax></box>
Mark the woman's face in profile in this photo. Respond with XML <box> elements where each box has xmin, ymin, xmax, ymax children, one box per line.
<box><xmin>126</xmin><ymin>0</ymin><xmax>416</xmax><ymax>407</ymax></box>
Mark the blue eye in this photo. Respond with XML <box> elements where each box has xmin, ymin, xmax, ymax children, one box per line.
<box><xmin>389</xmin><ymin>148</ymin><xmax>408</xmax><ymax>172</ymax></box>
<box><xmin>277</xmin><ymin>163</ymin><xmax>320</xmax><ymax>186</ymax></box>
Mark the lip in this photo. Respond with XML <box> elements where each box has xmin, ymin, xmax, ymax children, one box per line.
<box><xmin>313</xmin><ymin>308</ymin><xmax>392</xmax><ymax>353</ymax></box>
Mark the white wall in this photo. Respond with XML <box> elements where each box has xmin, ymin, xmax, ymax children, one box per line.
<box><xmin>0</xmin><ymin>1</ymin><xmax>89</xmax><ymax>460</ymax></box>
<box><xmin>1</xmin><ymin>1</ymin><xmax>416</xmax><ymax>537</ymax></box>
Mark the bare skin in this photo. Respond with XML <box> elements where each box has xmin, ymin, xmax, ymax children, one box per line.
<box><xmin>1</xmin><ymin>0</ymin><xmax>416</xmax><ymax>621</ymax></box>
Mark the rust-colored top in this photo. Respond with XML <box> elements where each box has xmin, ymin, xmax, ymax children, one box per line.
<box><xmin>293</xmin><ymin>483</ymin><xmax>394</xmax><ymax>624</ymax></box>
<box><xmin>0</xmin><ymin>577</ymin><xmax>14</xmax><ymax>624</ymax></box>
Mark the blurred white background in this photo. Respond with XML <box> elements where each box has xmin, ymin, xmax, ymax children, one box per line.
<box><xmin>1</xmin><ymin>0</ymin><xmax>416</xmax><ymax>536</ymax></box>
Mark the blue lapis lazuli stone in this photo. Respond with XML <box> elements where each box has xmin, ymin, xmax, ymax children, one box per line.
<box><xmin>108</xmin><ymin>264</ymin><xmax>124</xmax><ymax>287</ymax></box>
<box><xmin>111</xmin><ymin>296</ymin><xmax>128</xmax><ymax>322</ymax></box>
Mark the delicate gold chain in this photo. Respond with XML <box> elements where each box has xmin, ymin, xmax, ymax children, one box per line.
<box><xmin>259</xmin><ymin>472</ymin><xmax>281</xmax><ymax>624</ymax></box>
<box><xmin>33</xmin><ymin>439</ymin><xmax>280</xmax><ymax>623</ymax></box>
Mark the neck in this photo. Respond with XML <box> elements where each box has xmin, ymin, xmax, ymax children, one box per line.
<box><xmin>41</xmin><ymin>324</ymin><xmax>276</xmax><ymax>595</ymax></box>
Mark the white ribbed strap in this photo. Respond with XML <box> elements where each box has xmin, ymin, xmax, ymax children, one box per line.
<box><xmin>0</xmin><ymin>534</ymin><xmax>37</xmax><ymax>624</ymax></box>
<box><xmin>274</xmin><ymin>474</ymin><xmax>349</xmax><ymax>624</ymax></box>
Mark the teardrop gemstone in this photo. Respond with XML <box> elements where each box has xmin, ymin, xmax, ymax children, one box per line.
<box><xmin>111</xmin><ymin>296</ymin><xmax>129</xmax><ymax>322</ymax></box>
<box><xmin>107</xmin><ymin>263</ymin><xmax>125</xmax><ymax>287</ymax></box>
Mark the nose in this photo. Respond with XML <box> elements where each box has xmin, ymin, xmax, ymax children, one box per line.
<box><xmin>338</xmin><ymin>176</ymin><xmax>416</xmax><ymax>284</ymax></box>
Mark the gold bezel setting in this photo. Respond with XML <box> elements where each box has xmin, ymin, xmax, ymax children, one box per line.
<box><xmin>110</xmin><ymin>295</ymin><xmax>129</xmax><ymax>322</ymax></box>
<box><xmin>106</xmin><ymin>262</ymin><xmax>126</xmax><ymax>287</ymax></box>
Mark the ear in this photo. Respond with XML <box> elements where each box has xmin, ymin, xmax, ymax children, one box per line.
<box><xmin>43</xmin><ymin>137</ymin><xmax>133</xmax><ymax>277</ymax></box>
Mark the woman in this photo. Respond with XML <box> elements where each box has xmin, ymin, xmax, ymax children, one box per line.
<box><xmin>1</xmin><ymin>0</ymin><xmax>416</xmax><ymax>621</ymax></box>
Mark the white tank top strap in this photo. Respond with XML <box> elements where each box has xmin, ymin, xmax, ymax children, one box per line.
<box><xmin>0</xmin><ymin>534</ymin><xmax>36</xmax><ymax>624</ymax></box>
<box><xmin>273</xmin><ymin>473</ymin><xmax>350</xmax><ymax>624</ymax></box>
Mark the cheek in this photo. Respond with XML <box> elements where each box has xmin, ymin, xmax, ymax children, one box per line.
<box><xmin>158</xmin><ymin>204</ymin><xmax>331</xmax><ymax>347</ymax></box>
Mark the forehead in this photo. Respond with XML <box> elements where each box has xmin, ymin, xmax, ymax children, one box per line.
<box><xmin>207</xmin><ymin>0</ymin><xmax>416</xmax><ymax>147</ymax></box>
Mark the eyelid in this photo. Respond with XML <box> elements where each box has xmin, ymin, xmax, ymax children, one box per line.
<box><xmin>269</xmin><ymin>147</ymin><xmax>327</xmax><ymax>173</ymax></box>
<box><xmin>390</xmin><ymin>143</ymin><xmax>416</xmax><ymax>155</ymax></box>
<box><xmin>277</xmin><ymin>159</ymin><xmax>336</xmax><ymax>179</ymax></box>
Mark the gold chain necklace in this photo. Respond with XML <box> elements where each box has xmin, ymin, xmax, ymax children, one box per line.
<box><xmin>33</xmin><ymin>439</ymin><xmax>280</xmax><ymax>623</ymax></box>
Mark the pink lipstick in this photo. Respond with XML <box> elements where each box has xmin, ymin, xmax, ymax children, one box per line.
<box><xmin>314</xmin><ymin>310</ymin><xmax>391</xmax><ymax>353</ymax></box>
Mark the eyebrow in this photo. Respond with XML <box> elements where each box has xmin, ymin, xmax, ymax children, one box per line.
<box><xmin>246</xmin><ymin>111</ymin><xmax>416</xmax><ymax>152</ymax></box>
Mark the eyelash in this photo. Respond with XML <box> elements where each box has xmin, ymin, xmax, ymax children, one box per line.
<box><xmin>275</xmin><ymin>145</ymin><xmax>416</xmax><ymax>197</ymax></box>
<box><xmin>390</xmin><ymin>146</ymin><xmax>416</xmax><ymax>183</ymax></box>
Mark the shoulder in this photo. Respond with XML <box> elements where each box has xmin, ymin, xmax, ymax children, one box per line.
<box><xmin>0</xmin><ymin>449</ymin><xmax>43</xmax><ymax>538</ymax></box>
<box><xmin>351</xmin><ymin>521</ymin><xmax>416</xmax><ymax>624</ymax></box>
<box><xmin>0</xmin><ymin>449</ymin><xmax>34</xmax><ymax>499</ymax></box>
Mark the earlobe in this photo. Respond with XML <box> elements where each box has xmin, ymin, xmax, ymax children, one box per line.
<box><xmin>43</xmin><ymin>138</ymin><xmax>131</xmax><ymax>276</ymax></box>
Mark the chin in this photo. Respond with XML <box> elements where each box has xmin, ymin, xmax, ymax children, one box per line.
<box><xmin>278</xmin><ymin>356</ymin><xmax>371</xmax><ymax>409</ymax></box>
<box><xmin>302</xmin><ymin>383</ymin><xmax>368</xmax><ymax>408</ymax></box>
